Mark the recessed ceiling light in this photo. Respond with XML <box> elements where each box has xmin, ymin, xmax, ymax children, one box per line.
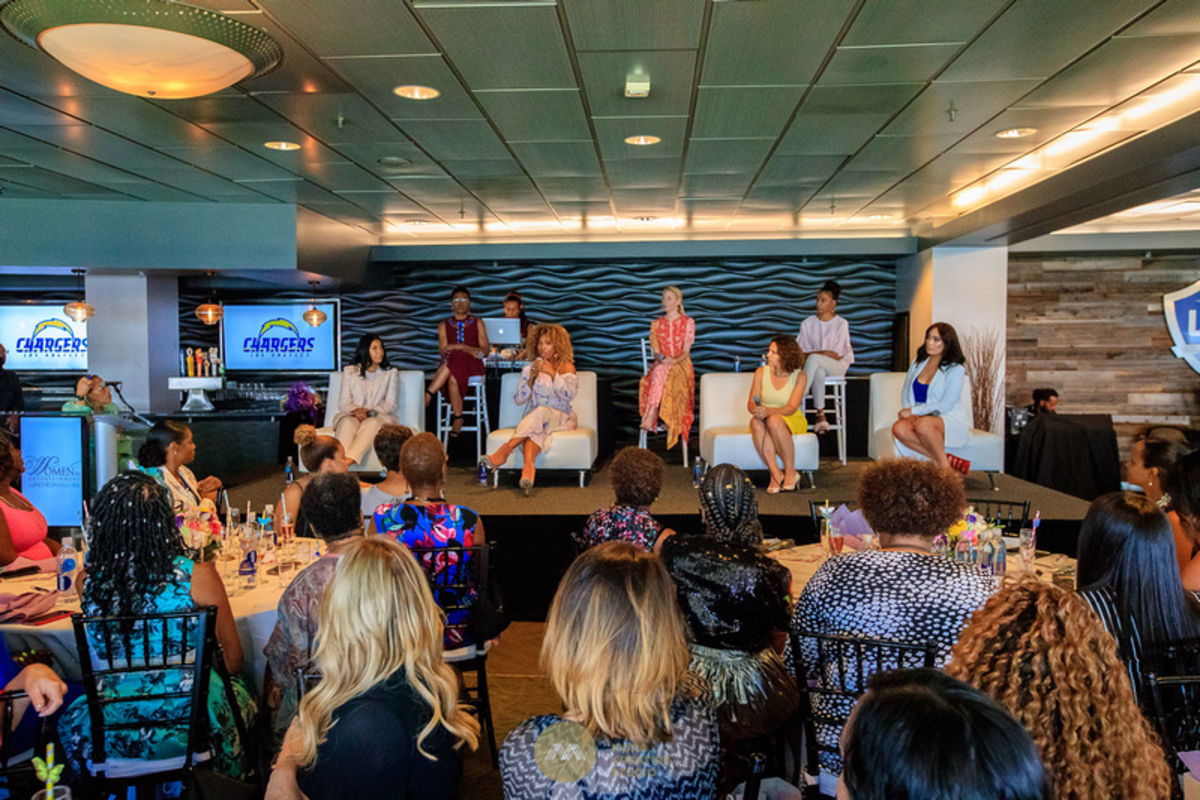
<box><xmin>263</xmin><ymin>141</ymin><xmax>300</xmax><ymax>151</ymax></box>
<box><xmin>393</xmin><ymin>85</ymin><xmax>440</xmax><ymax>100</ymax></box>
<box><xmin>994</xmin><ymin>127</ymin><xmax>1038</xmax><ymax>139</ymax></box>
<box><xmin>624</xmin><ymin>135</ymin><xmax>660</xmax><ymax>146</ymax></box>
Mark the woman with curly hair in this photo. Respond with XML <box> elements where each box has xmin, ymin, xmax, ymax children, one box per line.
<box><xmin>790</xmin><ymin>458</ymin><xmax>993</xmax><ymax>793</ymax></box>
<box><xmin>660</xmin><ymin>464</ymin><xmax>798</xmax><ymax>746</ymax></box>
<box><xmin>947</xmin><ymin>574</ymin><xmax>1171</xmax><ymax>800</ymax></box>
<box><xmin>891</xmin><ymin>321</ymin><xmax>972</xmax><ymax>473</ymax></box>
<box><xmin>639</xmin><ymin>285</ymin><xmax>695</xmax><ymax>452</ymax></box>
<box><xmin>748</xmin><ymin>335</ymin><xmax>808</xmax><ymax>493</ymax></box>
<box><xmin>267</xmin><ymin>536</ymin><xmax>479</xmax><ymax>798</ymax></box>
<box><xmin>576</xmin><ymin>446</ymin><xmax>674</xmax><ymax>552</ymax></box>
<box><xmin>479</xmin><ymin>323</ymin><xmax>577</xmax><ymax>494</ymax></box>
<box><xmin>57</xmin><ymin>472</ymin><xmax>255</xmax><ymax>778</ymax></box>
<box><xmin>500</xmin><ymin>541</ymin><xmax>719</xmax><ymax>798</ymax></box>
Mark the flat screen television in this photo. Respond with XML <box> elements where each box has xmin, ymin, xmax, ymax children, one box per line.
<box><xmin>0</xmin><ymin>305</ymin><xmax>88</xmax><ymax>371</ymax></box>
<box><xmin>220</xmin><ymin>301</ymin><xmax>340</xmax><ymax>372</ymax></box>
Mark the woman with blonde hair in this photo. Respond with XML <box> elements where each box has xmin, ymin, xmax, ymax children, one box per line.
<box><xmin>639</xmin><ymin>285</ymin><xmax>695</xmax><ymax>452</ymax></box>
<box><xmin>267</xmin><ymin>536</ymin><xmax>479</xmax><ymax>799</ymax></box>
<box><xmin>500</xmin><ymin>541</ymin><xmax>720</xmax><ymax>797</ymax></box>
<box><xmin>480</xmin><ymin>323</ymin><xmax>578</xmax><ymax>493</ymax></box>
<box><xmin>946</xmin><ymin>574</ymin><xmax>1171</xmax><ymax>800</ymax></box>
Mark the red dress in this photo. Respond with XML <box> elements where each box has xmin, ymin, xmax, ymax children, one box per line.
<box><xmin>440</xmin><ymin>315</ymin><xmax>485</xmax><ymax>398</ymax></box>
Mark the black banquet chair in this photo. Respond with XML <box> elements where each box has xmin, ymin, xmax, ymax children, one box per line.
<box><xmin>0</xmin><ymin>686</ymin><xmax>56</xmax><ymax>797</ymax></box>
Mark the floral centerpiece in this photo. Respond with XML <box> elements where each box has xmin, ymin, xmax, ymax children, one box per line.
<box><xmin>282</xmin><ymin>381</ymin><xmax>323</xmax><ymax>425</ymax></box>
<box><xmin>935</xmin><ymin>506</ymin><xmax>991</xmax><ymax>561</ymax></box>
<box><xmin>178</xmin><ymin>499</ymin><xmax>223</xmax><ymax>562</ymax></box>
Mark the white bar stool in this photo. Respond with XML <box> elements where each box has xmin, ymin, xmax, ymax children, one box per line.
<box><xmin>803</xmin><ymin>375</ymin><xmax>847</xmax><ymax>465</ymax></box>
<box><xmin>436</xmin><ymin>374</ymin><xmax>490</xmax><ymax>460</ymax></box>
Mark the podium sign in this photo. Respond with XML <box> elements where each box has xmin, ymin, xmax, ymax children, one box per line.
<box><xmin>1164</xmin><ymin>279</ymin><xmax>1200</xmax><ymax>375</ymax></box>
<box><xmin>18</xmin><ymin>416</ymin><xmax>88</xmax><ymax>527</ymax></box>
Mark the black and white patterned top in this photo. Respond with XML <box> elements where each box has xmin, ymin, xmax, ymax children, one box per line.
<box><xmin>790</xmin><ymin>550</ymin><xmax>995</xmax><ymax>778</ymax></box>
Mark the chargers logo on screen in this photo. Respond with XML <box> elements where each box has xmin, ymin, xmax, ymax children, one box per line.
<box><xmin>242</xmin><ymin>317</ymin><xmax>315</xmax><ymax>355</ymax></box>
<box><xmin>14</xmin><ymin>318</ymin><xmax>87</xmax><ymax>357</ymax></box>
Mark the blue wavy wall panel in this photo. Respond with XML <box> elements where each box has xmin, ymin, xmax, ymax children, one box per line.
<box><xmin>181</xmin><ymin>257</ymin><xmax>895</xmax><ymax>435</ymax></box>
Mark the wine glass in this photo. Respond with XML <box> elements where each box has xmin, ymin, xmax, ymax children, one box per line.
<box><xmin>1018</xmin><ymin>527</ymin><xmax>1037</xmax><ymax>572</ymax></box>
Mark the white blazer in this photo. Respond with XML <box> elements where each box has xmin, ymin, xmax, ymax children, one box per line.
<box><xmin>333</xmin><ymin>365</ymin><xmax>400</xmax><ymax>426</ymax></box>
<box><xmin>898</xmin><ymin>359</ymin><xmax>971</xmax><ymax>449</ymax></box>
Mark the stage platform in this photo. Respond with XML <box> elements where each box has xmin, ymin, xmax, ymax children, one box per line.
<box><xmin>231</xmin><ymin>447</ymin><xmax>1090</xmax><ymax>622</ymax></box>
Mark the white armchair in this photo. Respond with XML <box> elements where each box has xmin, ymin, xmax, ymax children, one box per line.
<box><xmin>484</xmin><ymin>370</ymin><xmax>598</xmax><ymax>487</ymax></box>
<box><xmin>301</xmin><ymin>369</ymin><xmax>425</xmax><ymax>473</ymax></box>
<box><xmin>698</xmin><ymin>372</ymin><xmax>820</xmax><ymax>486</ymax></box>
<box><xmin>868</xmin><ymin>371</ymin><xmax>1003</xmax><ymax>489</ymax></box>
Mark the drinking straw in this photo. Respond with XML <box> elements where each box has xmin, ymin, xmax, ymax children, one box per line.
<box><xmin>1032</xmin><ymin>510</ymin><xmax>1041</xmax><ymax>534</ymax></box>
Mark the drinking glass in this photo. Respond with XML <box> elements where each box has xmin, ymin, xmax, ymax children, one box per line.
<box><xmin>829</xmin><ymin>524</ymin><xmax>844</xmax><ymax>556</ymax></box>
<box><xmin>33</xmin><ymin>788</ymin><xmax>71</xmax><ymax>800</ymax></box>
<box><xmin>1018</xmin><ymin>527</ymin><xmax>1037</xmax><ymax>572</ymax></box>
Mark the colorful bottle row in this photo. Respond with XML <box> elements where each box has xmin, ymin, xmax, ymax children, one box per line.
<box><xmin>180</xmin><ymin>346</ymin><xmax>223</xmax><ymax>377</ymax></box>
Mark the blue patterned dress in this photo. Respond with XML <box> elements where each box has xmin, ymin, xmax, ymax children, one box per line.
<box><xmin>57</xmin><ymin>557</ymin><xmax>256</xmax><ymax>778</ymax></box>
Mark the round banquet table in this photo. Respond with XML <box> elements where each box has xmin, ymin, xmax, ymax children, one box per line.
<box><xmin>0</xmin><ymin>555</ymin><xmax>310</xmax><ymax>689</ymax></box>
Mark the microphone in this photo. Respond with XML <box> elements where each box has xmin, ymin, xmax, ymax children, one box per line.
<box><xmin>105</xmin><ymin>381</ymin><xmax>122</xmax><ymax>388</ymax></box>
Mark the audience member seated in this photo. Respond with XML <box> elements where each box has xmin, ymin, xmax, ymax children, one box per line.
<box><xmin>267</xmin><ymin>537</ymin><xmax>479</xmax><ymax>800</ymax></box>
<box><xmin>264</xmin><ymin>472</ymin><xmax>363</xmax><ymax>747</ymax></box>
<box><xmin>947</xmin><ymin>574</ymin><xmax>1171</xmax><ymax>800</ymax></box>
<box><xmin>1024</xmin><ymin>387</ymin><xmax>1059</xmax><ymax>416</ymax></box>
<box><xmin>502</xmin><ymin>289</ymin><xmax>535</xmax><ymax>359</ymax></box>
<box><xmin>790</xmin><ymin>458</ymin><xmax>993</xmax><ymax>790</ymax></box>
<box><xmin>575</xmin><ymin>446</ymin><xmax>674</xmax><ymax>552</ymax></box>
<box><xmin>1124</xmin><ymin>425</ymin><xmax>1192</xmax><ymax>508</ymax></box>
<box><xmin>891</xmin><ymin>321</ymin><xmax>971</xmax><ymax>473</ymax></box>
<box><xmin>61</xmin><ymin>375</ymin><xmax>119</xmax><ymax>416</ymax></box>
<box><xmin>500</xmin><ymin>542</ymin><xmax>720</xmax><ymax>798</ymax></box>
<box><xmin>1075</xmin><ymin>491</ymin><xmax>1200</xmax><ymax>704</ymax></box>
<box><xmin>361</xmin><ymin>424</ymin><xmax>414</xmax><ymax>531</ymax></box>
<box><xmin>660</xmin><ymin>464</ymin><xmax>797</xmax><ymax>744</ymax></box>
<box><xmin>0</xmin><ymin>435</ymin><xmax>59</xmax><ymax>564</ymax></box>
<box><xmin>838</xmin><ymin>669</ymin><xmax>1051</xmax><ymax>800</ymax></box>
<box><xmin>1164</xmin><ymin>449</ymin><xmax>1200</xmax><ymax>594</ymax></box>
<box><xmin>279</xmin><ymin>425</ymin><xmax>352</xmax><ymax>539</ymax></box>
<box><xmin>138</xmin><ymin>420</ymin><xmax>222</xmax><ymax>514</ymax></box>
<box><xmin>748</xmin><ymin>335</ymin><xmax>808</xmax><ymax>493</ymax></box>
<box><xmin>0</xmin><ymin>639</ymin><xmax>68</xmax><ymax>752</ymax></box>
<box><xmin>58</xmin><ymin>472</ymin><xmax>255</xmax><ymax>779</ymax></box>
<box><xmin>332</xmin><ymin>333</ymin><xmax>400</xmax><ymax>464</ymax></box>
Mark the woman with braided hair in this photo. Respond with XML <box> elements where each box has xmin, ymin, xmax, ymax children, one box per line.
<box><xmin>659</xmin><ymin>464</ymin><xmax>798</xmax><ymax>746</ymax></box>
<box><xmin>947</xmin><ymin>574</ymin><xmax>1171</xmax><ymax>800</ymax></box>
<box><xmin>57</xmin><ymin>471</ymin><xmax>256</xmax><ymax>779</ymax></box>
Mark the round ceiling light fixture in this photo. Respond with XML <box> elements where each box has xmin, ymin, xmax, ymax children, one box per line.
<box><xmin>263</xmin><ymin>141</ymin><xmax>301</xmax><ymax>151</ymax></box>
<box><xmin>393</xmin><ymin>84</ymin><xmax>440</xmax><ymax>100</ymax></box>
<box><xmin>624</xmin><ymin>135</ymin><xmax>661</xmax><ymax>146</ymax></box>
<box><xmin>994</xmin><ymin>126</ymin><xmax>1038</xmax><ymax>139</ymax></box>
<box><xmin>0</xmin><ymin>0</ymin><xmax>283</xmax><ymax>99</ymax></box>
<box><xmin>376</xmin><ymin>156</ymin><xmax>412</xmax><ymax>169</ymax></box>
<box><xmin>63</xmin><ymin>267</ymin><xmax>94</xmax><ymax>323</ymax></box>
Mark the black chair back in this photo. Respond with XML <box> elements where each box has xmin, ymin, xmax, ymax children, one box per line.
<box><xmin>1145</xmin><ymin>640</ymin><xmax>1200</xmax><ymax>799</ymax></box>
<box><xmin>0</xmin><ymin>688</ymin><xmax>52</xmax><ymax>794</ymax></box>
<box><xmin>71</xmin><ymin>607</ymin><xmax>217</xmax><ymax>783</ymax></box>
<box><xmin>408</xmin><ymin>541</ymin><xmax>491</xmax><ymax>648</ymax></box>
<box><xmin>792</xmin><ymin>629</ymin><xmax>937</xmax><ymax>775</ymax></box>
<box><xmin>964</xmin><ymin>498</ymin><xmax>1031</xmax><ymax>535</ymax></box>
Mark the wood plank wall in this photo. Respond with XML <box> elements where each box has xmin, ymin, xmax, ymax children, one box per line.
<box><xmin>1007</xmin><ymin>254</ymin><xmax>1200</xmax><ymax>458</ymax></box>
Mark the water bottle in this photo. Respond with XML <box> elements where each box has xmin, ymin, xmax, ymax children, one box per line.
<box><xmin>993</xmin><ymin>527</ymin><xmax>1007</xmax><ymax>576</ymax></box>
<box><xmin>284</xmin><ymin>456</ymin><xmax>295</xmax><ymax>485</ymax></box>
<box><xmin>734</xmin><ymin>355</ymin><xmax>741</xmax><ymax>373</ymax></box>
<box><xmin>692</xmin><ymin>456</ymin><xmax>703</xmax><ymax>488</ymax></box>
<box><xmin>56</xmin><ymin>537</ymin><xmax>79</xmax><ymax>604</ymax></box>
<box><xmin>478</xmin><ymin>459</ymin><xmax>489</xmax><ymax>486</ymax></box>
<box><xmin>238</xmin><ymin>524</ymin><xmax>258</xmax><ymax>591</ymax></box>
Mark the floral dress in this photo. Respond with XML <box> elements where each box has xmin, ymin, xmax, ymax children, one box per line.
<box><xmin>58</xmin><ymin>557</ymin><xmax>256</xmax><ymax>779</ymax></box>
<box><xmin>374</xmin><ymin>502</ymin><xmax>480</xmax><ymax>647</ymax></box>
<box><xmin>513</xmin><ymin>365</ymin><xmax>578</xmax><ymax>451</ymax></box>
<box><xmin>576</xmin><ymin>505</ymin><xmax>662</xmax><ymax>552</ymax></box>
<box><xmin>640</xmin><ymin>315</ymin><xmax>695</xmax><ymax>450</ymax></box>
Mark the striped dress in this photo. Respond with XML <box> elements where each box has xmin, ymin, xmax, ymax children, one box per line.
<box><xmin>1077</xmin><ymin>585</ymin><xmax>1146</xmax><ymax>704</ymax></box>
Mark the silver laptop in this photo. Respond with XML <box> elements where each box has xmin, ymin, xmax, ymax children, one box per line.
<box><xmin>482</xmin><ymin>317</ymin><xmax>523</xmax><ymax>346</ymax></box>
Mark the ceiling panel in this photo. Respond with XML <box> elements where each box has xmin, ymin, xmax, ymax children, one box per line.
<box><xmin>884</xmin><ymin>79</ymin><xmax>1040</xmax><ymax>137</ymax></box>
<box><xmin>236</xmin><ymin>178</ymin><xmax>344</xmax><ymax>204</ymax></box>
<box><xmin>743</xmin><ymin>183</ymin><xmax>818</xmax><ymax>210</ymax></box>
<box><xmin>199</xmin><ymin>123</ymin><xmax>350</xmax><ymax>167</ymax></box>
<box><xmin>0</xmin><ymin>92</ymin><xmax>89</xmax><ymax>127</ymax></box>
<box><xmin>441</xmin><ymin>159</ymin><xmax>527</xmax><ymax>179</ymax></box>
<box><xmin>938</xmin><ymin>0</ymin><xmax>1155</xmax><ymax>82</ymax></box>
<box><xmin>562</xmin><ymin>0</ymin><xmax>704</xmax><ymax>51</ymax></box>
<box><xmin>393</xmin><ymin>120</ymin><xmax>510</xmax><ymax>161</ymax></box>
<box><xmin>417</xmin><ymin>5</ymin><xmax>575</xmax><ymax>90</ymax></box>
<box><xmin>578</xmin><ymin>51</ymin><xmax>696</xmax><ymax>118</ymax></box>
<box><xmin>59</xmin><ymin>96</ymin><xmax>220</xmax><ymax>147</ymax></box>
<box><xmin>535</xmin><ymin>177</ymin><xmax>610</xmax><ymax>202</ymax></box>
<box><xmin>382</xmin><ymin>176</ymin><xmax>462</xmax><ymax>205</ymax></box>
<box><xmin>685</xmin><ymin>139</ymin><xmax>774</xmax><ymax>174</ymax></box>
<box><xmin>255</xmin><ymin>93</ymin><xmax>405</xmax><ymax>145</ymax></box>
<box><xmin>509</xmin><ymin>142</ymin><xmax>601</xmax><ymax>178</ymax></box>
<box><xmin>1117</xmin><ymin>0</ymin><xmax>1200</xmax><ymax>37</ymax></box>
<box><xmin>475</xmin><ymin>90</ymin><xmax>590</xmax><ymax>142</ymax></box>
<box><xmin>847</xmin><ymin>134</ymin><xmax>961</xmax><ymax>173</ymax></box>
<box><xmin>907</xmin><ymin>152</ymin><xmax>1015</xmax><ymax>187</ymax></box>
<box><xmin>334</xmin><ymin>142</ymin><xmax>448</xmax><ymax>179</ymax></box>
<box><xmin>0</xmin><ymin>166</ymin><xmax>122</xmax><ymax>197</ymax></box>
<box><xmin>548</xmin><ymin>200</ymin><xmax>614</xmax><ymax>221</ymax></box>
<box><xmin>820</xmin><ymin>44</ymin><xmax>962</xmax><ymax>85</ymax></box>
<box><xmin>150</xmin><ymin>96</ymin><xmax>281</xmax><ymax>125</ymax></box>
<box><xmin>236</xmin><ymin>16</ymin><xmax>353</xmax><ymax>95</ymax></box>
<box><xmin>329</xmin><ymin>56</ymin><xmax>481</xmax><ymax>121</ymax></box>
<box><xmin>681</xmin><ymin>198</ymin><xmax>741</xmax><ymax>218</ymax></box>
<box><xmin>756</xmin><ymin>155</ymin><xmax>846</xmax><ymax>185</ymax></box>
<box><xmin>0</xmin><ymin>145</ymin><xmax>147</xmax><ymax>186</ymax></box>
<box><xmin>301</xmin><ymin>162</ymin><xmax>394</xmax><ymax>192</ymax></box>
<box><xmin>775</xmin><ymin>113</ymin><xmax>889</xmax><ymax>156</ymax></box>
<box><xmin>691</xmin><ymin>87</ymin><xmax>805</xmax><ymax>138</ymax></box>
<box><xmin>817</xmin><ymin>170</ymin><xmax>904</xmax><ymax>200</ymax></box>
<box><xmin>593</xmin><ymin>117</ymin><xmax>688</xmax><ymax>161</ymax></box>
<box><xmin>681</xmin><ymin>173</ymin><xmax>753</xmax><ymax>198</ymax></box>
<box><xmin>3</xmin><ymin>124</ymin><xmax>197</xmax><ymax>175</ymax></box>
<box><xmin>0</xmin><ymin>37</ymin><xmax>137</xmax><ymax>98</ymax></box>
<box><xmin>606</xmin><ymin>158</ymin><xmax>679</xmax><ymax>190</ymax></box>
<box><xmin>0</xmin><ymin>174</ymin><xmax>58</xmax><ymax>199</ymax></box>
<box><xmin>333</xmin><ymin>191</ymin><xmax>425</xmax><ymax>216</ymax></box>
<box><xmin>702</xmin><ymin>0</ymin><xmax>850</xmax><ymax>86</ymax></box>
<box><xmin>951</xmin><ymin>105</ymin><xmax>1108</xmax><ymax>154</ymax></box>
<box><xmin>843</xmin><ymin>0</ymin><xmax>1006</xmax><ymax>46</ymax></box>
<box><xmin>114</xmin><ymin>182</ymin><xmax>210</xmax><ymax>202</ymax></box>
<box><xmin>802</xmin><ymin>83</ymin><xmax>924</xmax><ymax>116</ymax></box>
<box><xmin>255</xmin><ymin>0</ymin><xmax>436</xmax><ymax>57</ymax></box>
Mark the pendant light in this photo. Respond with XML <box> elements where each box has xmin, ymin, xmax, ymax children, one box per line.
<box><xmin>62</xmin><ymin>268</ymin><xmax>94</xmax><ymax>322</ymax></box>
<box><xmin>302</xmin><ymin>280</ymin><xmax>327</xmax><ymax>327</ymax></box>
<box><xmin>194</xmin><ymin>271</ymin><xmax>223</xmax><ymax>326</ymax></box>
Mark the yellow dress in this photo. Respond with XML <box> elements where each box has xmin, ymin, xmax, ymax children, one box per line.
<box><xmin>754</xmin><ymin>367</ymin><xmax>808</xmax><ymax>434</ymax></box>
